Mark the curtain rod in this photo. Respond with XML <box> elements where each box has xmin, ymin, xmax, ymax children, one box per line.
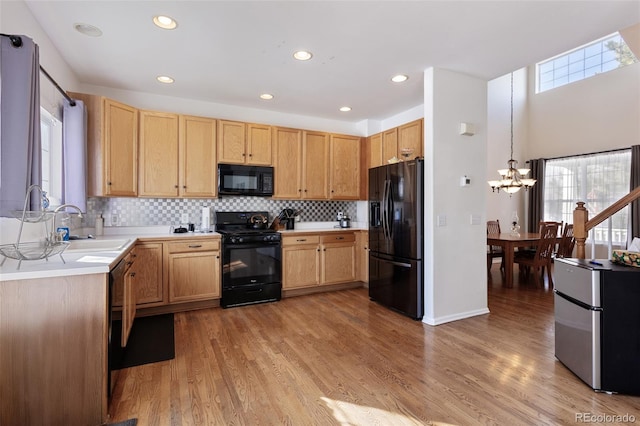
<box><xmin>1</xmin><ymin>33</ymin><xmax>76</xmax><ymax>107</ymax></box>
<box><xmin>526</xmin><ymin>147</ymin><xmax>630</xmax><ymax>163</ymax></box>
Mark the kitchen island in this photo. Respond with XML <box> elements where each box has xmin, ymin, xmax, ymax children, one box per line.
<box><xmin>0</xmin><ymin>230</ymin><xmax>220</xmax><ymax>426</ymax></box>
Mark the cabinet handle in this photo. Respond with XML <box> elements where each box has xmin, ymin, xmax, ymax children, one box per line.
<box><xmin>331</xmin><ymin>190</ymin><xmax>334</xmax><ymax>193</ymax></box>
<box><xmin>129</xmin><ymin>272</ymin><xmax>136</xmax><ymax>277</ymax></box>
<box><xmin>216</xmin><ymin>255</ymin><xmax>220</xmax><ymax>259</ymax></box>
<box><xmin>249</xmin><ymin>153</ymin><xmax>253</xmax><ymax>157</ymax></box>
<box><xmin>298</xmin><ymin>189</ymin><xmax>302</xmax><ymax>192</ymax></box>
<box><xmin>174</xmin><ymin>185</ymin><xmax>179</xmax><ymax>188</ymax></box>
<box><xmin>323</xmin><ymin>248</ymin><xmax>327</xmax><ymax>251</ymax></box>
<box><xmin>296</xmin><ymin>239</ymin><xmax>307</xmax><ymax>242</ymax></box>
<box><xmin>317</xmin><ymin>248</ymin><xmax>320</xmax><ymax>252</ymax></box>
<box><xmin>183</xmin><ymin>185</ymin><xmax>187</xmax><ymax>189</ymax></box>
<box><xmin>126</xmin><ymin>261</ymin><xmax>133</xmax><ymax>266</ymax></box>
<box><xmin>335</xmin><ymin>236</ymin><xmax>344</xmax><ymax>240</ymax></box>
<box><xmin>242</xmin><ymin>153</ymin><xmax>246</xmax><ymax>157</ymax></box>
<box><xmin>132</xmin><ymin>254</ymin><xmax>137</xmax><ymax>258</ymax></box>
<box><xmin>304</xmin><ymin>189</ymin><xmax>308</xmax><ymax>192</ymax></box>
<box><xmin>188</xmin><ymin>244</ymin><xmax>203</xmax><ymax>248</ymax></box>
<box><xmin>107</xmin><ymin>181</ymin><xmax>112</xmax><ymax>186</ymax></box>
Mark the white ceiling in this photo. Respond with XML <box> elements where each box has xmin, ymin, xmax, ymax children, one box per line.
<box><xmin>24</xmin><ymin>1</ymin><xmax>640</xmax><ymax>122</ymax></box>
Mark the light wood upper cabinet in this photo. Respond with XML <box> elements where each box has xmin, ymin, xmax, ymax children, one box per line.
<box><xmin>398</xmin><ymin>118</ymin><xmax>423</xmax><ymax>160</ymax></box>
<box><xmin>272</xmin><ymin>127</ymin><xmax>303</xmax><ymax>199</ymax></box>
<box><xmin>368</xmin><ymin>133</ymin><xmax>383</xmax><ymax>169</ymax></box>
<box><xmin>218</xmin><ymin>120</ymin><xmax>272</xmax><ymax>165</ymax></box>
<box><xmin>302</xmin><ymin>131</ymin><xmax>330</xmax><ymax>199</ymax></box>
<box><xmin>139</xmin><ymin>112</ymin><xmax>216</xmax><ymax>198</ymax></box>
<box><xmin>247</xmin><ymin>123</ymin><xmax>272</xmax><ymax>165</ymax></box>
<box><xmin>70</xmin><ymin>93</ymin><xmax>138</xmax><ymax>197</ymax></box>
<box><xmin>180</xmin><ymin>115</ymin><xmax>217</xmax><ymax>197</ymax></box>
<box><xmin>382</xmin><ymin>128</ymin><xmax>398</xmax><ymax>164</ymax></box>
<box><xmin>330</xmin><ymin>134</ymin><xmax>361</xmax><ymax>199</ymax></box>
<box><xmin>138</xmin><ymin>110</ymin><xmax>179</xmax><ymax>197</ymax></box>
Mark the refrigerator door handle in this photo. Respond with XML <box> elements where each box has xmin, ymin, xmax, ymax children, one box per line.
<box><xmin>386</xmin><ymin>179</ymin><xmax>393</xmax><ymax>239</ymax></box>
<box><xmin>370</xmin><ymin>254</ymin><xmax>411</xmax><ymax>268</ymax></box>
<box><xmin>382</xmin><ymin>179</ymin><xmax>390</xmax><ymax>239</ymax></box>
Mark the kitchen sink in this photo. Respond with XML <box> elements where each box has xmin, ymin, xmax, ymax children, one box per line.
<box><xmin>66</xmin><ymin>238</ymin><xmax>131</xmax><ymax>252</ymax></box>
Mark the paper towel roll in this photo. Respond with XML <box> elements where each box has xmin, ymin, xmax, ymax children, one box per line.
<box><xmin>201</xmin><ymin>206</ymin><xmax>211</xmax><ymax>232</ymax></box>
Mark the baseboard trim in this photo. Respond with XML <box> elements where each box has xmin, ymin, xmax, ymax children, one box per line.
<box><xmin>422</xmin><ymin>307</ymin><xmax>490</xmax><ymax>326</ymax></box>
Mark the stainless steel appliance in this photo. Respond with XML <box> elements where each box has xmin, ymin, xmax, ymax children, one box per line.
<box><xmin>218</xmin><ymin>164</ymin><xmax>274</xmax><ymax>196</ymax></box>
<box><xmin>554</xmin><ymin>257</ymin><xmax>640</xmax><ymax>394</ymax></box>
<box><xmin>216</xmin><ymin>211</ymin><xmax>282</xmax><ymax>308</ymax></box>
<box><xmin>368</xmin><ymin>159</ymin><xmax>424</xmax><ymax>320</ymax></box>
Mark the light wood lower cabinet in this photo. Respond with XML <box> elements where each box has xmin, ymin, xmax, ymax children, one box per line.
<box><xmin>356</xmin><ymin>231</ymin><xmax>369</xmax><ymax>283</ymax></box>
<box><xmin>166</xmin><ymin>239</ymin><xmax>221</xmax><ymax>303</ymax></box>
<box><xmin>282</xmin><ymin>232</ymin><xmax>357</xmax><ymax>289</ymax></box>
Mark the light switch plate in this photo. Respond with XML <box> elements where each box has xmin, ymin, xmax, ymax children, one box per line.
<box><xmin>437</xmin><ymin>215</ymin><xmax>446</xmax><ymax>227</ymax></box>
<box><xmin>470</xmin><ymin>214</ymin><xmax>482</xmax><ymax>225</ymax></box>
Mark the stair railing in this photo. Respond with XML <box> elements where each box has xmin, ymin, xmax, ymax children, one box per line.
<box><xmin>573</xmin><ymin>186</ymin><xmax>640</xmax><ymax>259</ymax></box>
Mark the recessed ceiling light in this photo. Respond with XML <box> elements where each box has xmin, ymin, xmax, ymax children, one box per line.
<box><xmin>391</xmin><ymin>74</ymin><xmax>409</xmax><ymax>83</ymax></box>
<box><xmin>153</xmin><ymin>15</ymin><xmax>178</xmax><ymax>30</ymax></box>
<box><xmin>157</xmin><ymin>75</ymin><xmax>174</xmax><ymax>84</ymax></box>
<box><xmin>74</xmin><ymin>23</ymin><xmax>103</xmax><ymax>37</ymax></box>
<box><xmin>260</xmin><ymin>93</ymin><xmax>274</xmax><ymax>100</ymax></box>
<box><xmin>339</xmin><ymin>106</ymin><xmax>352</xmax><ymax>112</ymax></box>
<box><xmin>293</xmin><ymin>50</ymin><xmax>313</xmax><ymax>61</ymax></box>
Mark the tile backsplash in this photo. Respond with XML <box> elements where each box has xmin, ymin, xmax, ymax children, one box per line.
<box><xmin>86</xmin><ymin>197</ymin><xmax>358</xmax><ymax>228</ymax></box>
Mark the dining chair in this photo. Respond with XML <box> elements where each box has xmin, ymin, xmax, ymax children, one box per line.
<box><xmin>487</xmin><ymin>220</ymin><xmax>504</xmax><ymax>273</ymax></box>
<box><xmin>514</xmin><ymin>222</ymin><xmax>560</xmax><ymax>286</ymax></box>
<box><xmin>555</xmin><ymin>224</ymin><xmax>575</xmax><ymax>258</ymax></box>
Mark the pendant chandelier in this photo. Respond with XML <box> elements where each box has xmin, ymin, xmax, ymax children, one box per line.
<box><xmin>487</xmin><ymin>72</ymin><xmax>536</xmax><ymax>194</ymax></box>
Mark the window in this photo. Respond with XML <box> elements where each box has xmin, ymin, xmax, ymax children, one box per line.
<box><xmin>543</xmin><ymin>150</ymin><xmax>631</xmax><ymax>244</ymax></box>
<box><xmin>41</xmin><ymin>107</ymin><xmax>63</xmax><ymax>207</ymax></box>
<box><xmin>536</xmin><ymin>32</ymin><xmax>638</xmax><ymax>93</ymax></box>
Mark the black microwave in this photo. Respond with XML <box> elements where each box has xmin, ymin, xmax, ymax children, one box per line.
<box><xmin>218</xmin><ymin>164</ymin><xmax>274</xmax><ymax>196</ymax></box>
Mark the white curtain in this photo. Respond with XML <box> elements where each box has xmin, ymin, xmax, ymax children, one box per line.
<box><xmin>0</xmin><ymin>35</ymin><xmax>41</xmax><ymax>216</ymax></box>
<box><xmin>62</xmin><ymin>98</ymin><xmax>87</xmax><ymax>212</ymax></box>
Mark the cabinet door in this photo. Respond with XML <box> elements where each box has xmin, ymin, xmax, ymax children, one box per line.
<box><xmin>138</xmin><ymin>110</ymin><xmax>179</xmax><ymax>197</ymax></box>
<box><xmin>104</xmin><ymin>99</ymin><xmax>138</xmax><ymax>196</ymax></box>
<box><xmin>122</xmin><ymin>263</ymin><xmax>137</xmax><ymax>346</ymax></box>
<box><xmin>247</xmin><ymin>123</ymin><xmax>272</xmax><ymax>165</ymax></box>
<box><xmin>368</xmin><ymin>133</ymin><xmax>383</xmax><ymax>169</ymax></box>
<box><xmin>218</xmin><ymin>120</ymin><xmax>246</xmax><ymax>164</ymax></box>
<box><xmin>133</xmin><ymin>242</ymin><xmax>164</xmax><ymax>306</ymax></box>
<box><xmin>356</xmin><ymin>231</ymin><xmax>369</xmax><ymax>283</ymax></box>
<box><xmin>398</xmin><ymin>119</ymin><xmax>423</xmax><ymax>159</ymax></box>
<box><xmin>302</xmin><ymin>131</ymin><xmax>329</xmax><ymax>199</ymax></box>
<box><xmin>321</xmin><ymin>242</ymin><xmax>357</xmax><ymax>285</ymax></box>
<box><xmin>330</xmin><ymin>134</ymin><xmax>361</xmax><ymax>199</ymax></box>
<box><xmin>382</xmin><ymin>128</ymin><xmax>398</xmax><ymax>164</ymax></box>
<box><xmin>180</xmin><ymin>115</ymin><xmax>217</xmax><ymax>197</ymax></box>
<box><xmin>168</xmin><ymin>251</ymin><xmax>220</xmax><ymax>303</ymax></box>
<box><xmin>282</xmin><ymin>245</ymin><xmax>320</xmax><ymax>289</ymax></box>
<box><xmin>272</xmin><ymin>127</ymin><xmax>303</xmax><ymax>199</ymax></box>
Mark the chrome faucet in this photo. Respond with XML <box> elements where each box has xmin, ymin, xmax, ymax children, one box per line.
<box><xmin>51</xmin><ymin>204</ymin><xmax>85</xmax><ymax>241</ymax></box>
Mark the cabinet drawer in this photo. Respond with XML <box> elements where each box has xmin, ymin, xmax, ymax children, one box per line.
<box><xmin>167</xmin><ymin>239</ymin><xmax>220</xmax><ymax>253</ymax></box>
<box><xmin>282</xmin><ymin>235</ymin><xmax>320</xmax><ymax>246</ymax></box>
<box><xmin>320</xmin><ymin>233</ymin><xmax>355</xmax><ymax>244</ymax></box>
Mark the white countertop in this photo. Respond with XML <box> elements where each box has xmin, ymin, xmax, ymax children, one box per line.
<box><xmin>0</xmin><ymin>222</ymin><xmax>366</xmax><ymax>282</ymax></box>
<box><xmin>0</xmin><ymin>230</ymin><xmax>221</xmax><ymax>282</ymax></box>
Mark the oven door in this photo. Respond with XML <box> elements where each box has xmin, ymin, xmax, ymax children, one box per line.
<box><xmin>222</xmin><ymin>241</ymin><xmax>281</xmax><ymax>289</ymax></box>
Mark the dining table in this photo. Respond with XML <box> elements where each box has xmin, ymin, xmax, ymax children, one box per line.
<box><xmin>487</xmin><ymin>232</ymin><xmax>542</xmax><ymax>288</ymax></box>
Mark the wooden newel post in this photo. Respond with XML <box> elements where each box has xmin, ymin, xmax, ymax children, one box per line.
<box><xmin>573</xmin><ymin>201</ymin><xmax>589</xmax><ymax>259</ymax></box>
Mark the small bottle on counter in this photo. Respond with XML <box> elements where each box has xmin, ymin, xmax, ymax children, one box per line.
<box><xmin>95</xmin><ymin>213</ymin><xmax>104</xmax><ymax>236</ymax></box>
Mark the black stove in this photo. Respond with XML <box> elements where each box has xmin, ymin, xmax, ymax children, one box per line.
<box><xmin>216</xmin><ymin>211</ymin><xmax>282</xmax><ymax>308</ymax></box>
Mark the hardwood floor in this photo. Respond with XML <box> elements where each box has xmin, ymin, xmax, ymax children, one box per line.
<box><xmin>109</xmin><ymin>268</ymin><xmax>640</xmax><ymax>425</ymax></box>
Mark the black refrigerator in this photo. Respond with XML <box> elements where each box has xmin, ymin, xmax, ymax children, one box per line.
<box><xmin>369</xmin><ymin>159</ymin><xmax>424</xmax><ymax>320</ymax></box>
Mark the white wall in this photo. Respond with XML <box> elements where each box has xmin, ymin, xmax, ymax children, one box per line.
<box><xmin>423</xmin><ymin>68</ymin><xmax>489</xmax><ymax>325</ymax></box>
<box><xmin>528</xmin><ymin>62</ymin><xmax>640</xmax><ymax>159</ymax></box>
<box><xmin>486</xmin><ymin>69</ymin><xmax>530</xmax><ymax>231</ymax></box>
